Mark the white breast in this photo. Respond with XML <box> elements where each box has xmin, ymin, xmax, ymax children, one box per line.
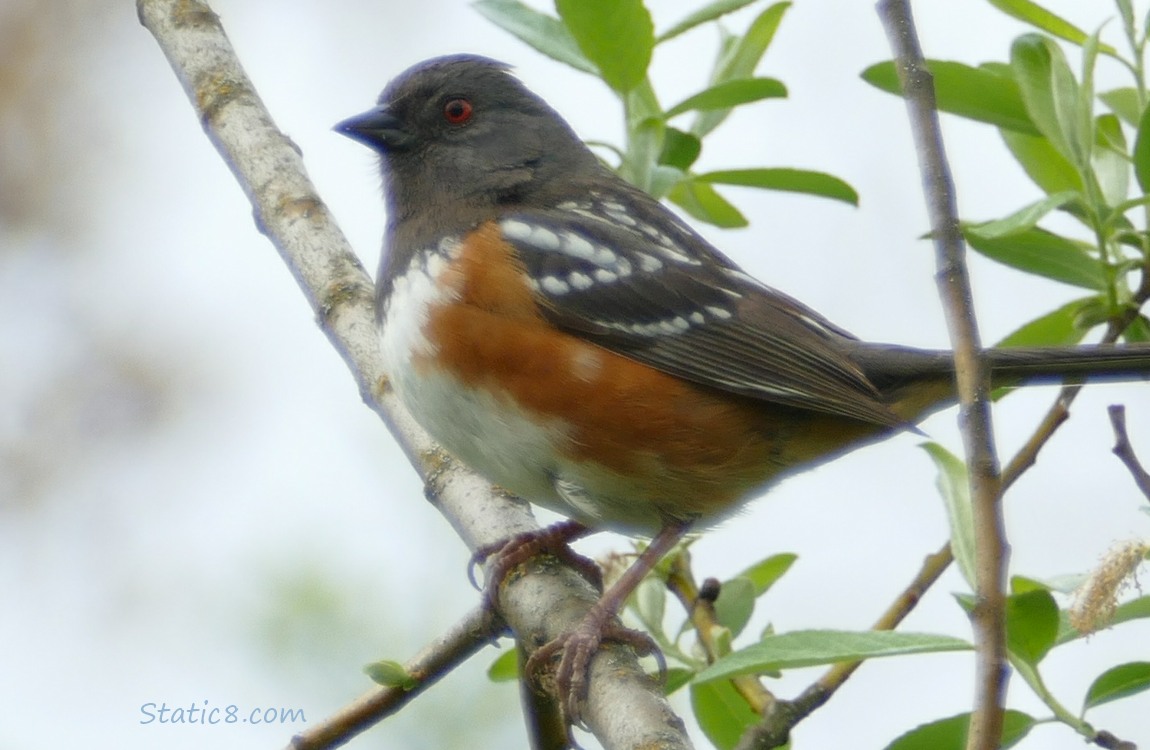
<box><xmin>378</xmin><ymin>246</ymin><xmax>575</xmax><ymax>515</ymax></box>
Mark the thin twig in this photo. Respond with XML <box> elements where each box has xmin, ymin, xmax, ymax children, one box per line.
<box><xmin>137</xmin><ymin>1</ymin><xmax>691</xmax><ymax>748</ymax></box>
<box><xmin>1108</xmin><ymin>405</ymin><xmax>1150</xmax><ymax>502</ymax></box>
<box><xmin>731</xmin><ymin>541</ymin><xmax>954</xmax><ymax>750</ymax></box>
<box><xmin>664</xmin><ymin>553</ymin><xmax>777</xmax><ymax>715</ymax></box>
<box><xmin>809</xmin><ymin>541</ymin><xmax>954</xmax><ymax>694</ymax></box>
<box><xmin>1002</xmin><ymin>395</ymin><xmax>1071</xmax><ymax>488</ymax></box>
<box><xmin>876</xmin><ymin>3</ymin><xmax>1007</xmax><ymax>750</ymax></box>
<box><xmin>288</xmin><ymin>606</ymin><xmax>505</xmax><ymax>750</ymax></box>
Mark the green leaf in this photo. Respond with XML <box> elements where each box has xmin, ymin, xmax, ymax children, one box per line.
<box><xmin>1083</xmin><ymin>661</ymin><xmax>1150</xmax><ymax>710</ymax></box>
<box><xmin>1124</xmin><ymin>314</ymin><xmax>1150</xmax><ymax>342</ymax></box>
<box><xmin>634</xmin><ymin>574</ymin><xmax>666</xmax><ymax>633</ymax></box>
<box><xmin>714</xmin><ymin>577</ymin><xmax>756</xmax><ymax>639</ymax></box>
<box><xmin>921</xmin><ymin>443</ymin><xmax>976</xmax><ymax>588</ymax></box>
<box><xmin>963</xmin><ymin>226</ymin><xmax>1107</xmax><ymax>290</ymax></box>
<box><xmin>690</xmin><ymin>679</ymin><xmax>762</xmax><ymax>750</ymax></box>
<box><xmin>696</xmin><ymin>630</ymin><xmax>971</xmax><ymax>683</ymax></box>
<box><xmin>623</xmin><ymin>114</ymin><xmax>665</xmax><ymax>193</ymax></box>
<box><xmin>1011</xmin><ymin>34</ymin><xmax>1087</xmax><ymax>168</ymax></box>
<box><xmin>862</xmin><ymin>60</ymin><xmax>1039</xmax><ymax>135</ymax></box>
<box><xmin>1133</xmin><ymin>99</ymin><xmax>1150</xmax><ymax>193</ymax></box>
<box><xmin>663</xmin><ymin>667</ymin><xmax>695</xmax><ymax>696</ymax></box>
<box><xmin>696</xmin><ymin>168</ymin><xmax>859</xmax><ymax>205</ymax></box>
<box><xmin>665</xmin><ymin>77</ymin><xmax>786</xmax><ymax>118</ymax></box>
<box><xmin>735</xmin><ymin>552</ymin><xmax>797</xmax><ymax>596</ymax></box>
<box><xmin>964</xmin><ymin>191</ymin><xmax>1080</xmax><ymax>238</ymax></box>
<box><xmin>658</xmin><ymin>0</ymin><xmax>764</xmax><ymax>43</ymax></box>
<box><xmin>625</xmin><ymin>77</ymin><xmax>663</xmax><ymax>126</ymax></box>
<box><xmin>884</xmin><ymin>710</ymin><xmax>1036</xmax><ymax>750</ymax></box>
<box><xmin>473</xmin><ymin>0</ymin><xmax>595</xmax><ymax>74</ymax></box>
<box><xmin>986</xmin><ymin>0</ymin><xmax>1114</xmax><ymax>53</ymax></box>
<box><xmin>556</xmin><ymin>0</ymin><xmax>653</xmax><ymax>92</ymax></box>
<box><xmin>659</xmin><ymin>127</ymin><xmax>702</xmax><ymax>170</ymax></box>
<box><xmin>1005</xmin><ymin>589</ymin><xmax>1060</xmax><ymax>665</ymax></box>
<box><xmin>486</xmin><ymin>649</ymin><xmax>519</xmax><ymax>682</ymax></box>
<box><xmin>668</xmin><ymin>179</ymin><xmax>748</xmax><ymax>227</ymax></box>
<box><xmin>995</xmin><ymin>297</ymin><xmax>1097</xmax><ymax>348</ymax></box>
<box><xmin>693</xmin><ymin>2</ymin><xmax>790</xmax><ymax>137</ymax></box>
<box><xmin>649</xmin><ymin>165</ymin><xmax>685</xmax><ymax>200</ymax></box>
<box><xmin>1010</xmin><ymin>575</ymin><xmax>1052</xmax><ymax>594</ymax></box>
<box><xmin>1099</xmin><ymin>87</ymin><xmax>1142</xmax><ymax>126</ymax></box>
<box><xmin>363</xmin><ymin>660</ymin><xmax>417</xmax><ymax>689</ymax></box>
<box><xmin>1117</xmin><ymin>0</ymin><xmax>1136</xmax><ymax>44</ymax></box>
<box><xmin>1000</xmin><ymin>129</ymin><xmax>1084</xmax><ymax>198</ymax></box>
<box><xmin>1093</xmin><ymin>113</ymin><xmax>1129</xmax><ymax>208</ymax></box>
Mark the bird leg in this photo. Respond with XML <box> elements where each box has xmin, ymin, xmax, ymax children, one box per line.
<box><xmin>469</xmin><ymin>519</ymin><xmax>600</xmax><ymax>608</ymax></box>
<box><xmin>524</xmin><ymin>520</ymin><xmax>692</xmax><ymax>725</ymax></box>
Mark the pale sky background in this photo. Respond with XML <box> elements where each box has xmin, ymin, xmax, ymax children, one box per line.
<box><xmin>1</xmin><ymin>1</ymin><xmax>1147</xmax><ymax>749</ymax></box>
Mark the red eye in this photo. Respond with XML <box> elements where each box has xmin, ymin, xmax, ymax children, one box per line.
<box><xmin>443</xmin><ymin>97</ymin><xmax>473</xmax><ymax>124</ymax></box>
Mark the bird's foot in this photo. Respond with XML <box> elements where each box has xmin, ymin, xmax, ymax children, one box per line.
<box><xmin>468</xmin><ymin>519</ymin><xmax>600</xmax><ymax>609</ymax></box>
<box><xmin>525</xmin><ymin>605</ymin><xmax>666</xmax><ymax>726</ymax></box>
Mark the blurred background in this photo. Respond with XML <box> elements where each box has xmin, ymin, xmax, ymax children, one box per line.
<box><xmin>0</xmin><ymin>1</ymin><xmax>1146</xmax><ymax>748</ymax></box>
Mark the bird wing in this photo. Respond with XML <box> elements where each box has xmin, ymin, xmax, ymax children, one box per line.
<box><xmin>497</xmin><ymin>190</ymin><xmax>904</xmax><ymax>428</ymax></box>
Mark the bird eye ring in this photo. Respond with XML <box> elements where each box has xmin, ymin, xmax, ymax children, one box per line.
<box><xmin>443</xmin><ymin>97</ymin><xmax>473</xmax><ymax>124</ymax></box>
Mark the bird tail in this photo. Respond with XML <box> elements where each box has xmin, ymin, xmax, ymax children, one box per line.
<box><xmin>848</xmin><ymin>343</ymin><xmax>1150</xmax><ymax>423</ymax></box>
<box><xmin>982</xmin><ymin>344</ymin><xmax>1150</xmax><ymax>384</ymax></box>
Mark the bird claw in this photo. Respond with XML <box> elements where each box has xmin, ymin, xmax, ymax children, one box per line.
<box><xmin>468</xmin><ymin>520</ymin><xmax>598</xmax><ymax>608</ymax></box>
<box><xmin>525</xmin><ymin>609</ymin><xmax>666</xmax><ymax>727</ymax></box>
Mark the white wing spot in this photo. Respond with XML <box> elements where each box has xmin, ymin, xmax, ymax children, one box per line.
<box><xmin>689</xmin><ymin>311</ymin><xmax>705</xmax><ymax>325</ymax></box>
<box><xmin>592</xmin><ymin>246</ymin><xmax>618</xmax><ymax>267</ymax></box>
<box><xmin>560</xmin><ymin>231</ymin><xmax>596</xmax><ymax>261</ymax></box>
<box><xmin>541</xmin><ymin>275</ymin><xmax>570</xmax><ymax>295</ymax></box>
<box><xmin>636</xmin><ymin>252</ymin><xmax>663</xmax><ymax>272</ymax></box>
<box><xmin>722</xmin><ymin>267</ymin><xmax>766</xmax><ymax>288</ymax></box>
<box><xmin>568</xmin><ymin>271</ymin><xmax>593</xmax><ymax>291</ymax></box>
<box><xmin>653</xmin><ymin>243</ymin><xmax>696</xmax><ymax>265</ymax></box>
<box><xmin>631</xmin><ymin>322</ymin><xmax>658</xmax><ymax>336</ymax></box>
<box><xmin>594</xmin><ymin>269</ymin><xmax>618</xmax><ymax>284</ymax></box>
<box><xmin>530</xmin><ymin>226</ymin><xmax>561</xmax><ymax>251</ymax></box>
<box><xmin>706</xmin><ymin>306</ymin><xmax>733</xmax><ymax>320</ymax></box>
<box><xmin>798</xmin><ymin>313</ymin><xmax>835</xmax><ymax>335</ymax></box>
<box><xmin>500</xmin><ymin>219</ymin><xmax>533</xmax><ymax>241</ymax></box>
<box><xmin>606</xmin><ymin>209</ymin><xmax>637</xmax><ymax>227</ymax></box>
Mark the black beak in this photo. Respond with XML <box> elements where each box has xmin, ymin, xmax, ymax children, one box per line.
<box><xmin>334</xmin><ymin>104</ymin><xmax>412</xmax><ymax>151</ymax></box>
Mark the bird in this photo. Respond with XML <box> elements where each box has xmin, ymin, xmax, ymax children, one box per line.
<box><xmin>335</xmin><ymin>53</ymin><xmax>1150</xmax><ymax>724</ymax></box>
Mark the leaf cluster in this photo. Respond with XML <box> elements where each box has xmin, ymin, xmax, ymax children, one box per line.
<box><xmin>473</xmin><ymin>0</ymin><xmax>857</xmax><ymax>228</ymax></box>
<box><xmin>864</xmin><ymin>0</ymin><xmax>1150</xmax><ymax>347</ymax></box>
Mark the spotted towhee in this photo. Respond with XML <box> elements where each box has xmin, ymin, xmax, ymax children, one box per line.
<box><xmin>336</xmin><ymin>54</ymin><xmax>1150</xmax><ymax>722</ymax></box>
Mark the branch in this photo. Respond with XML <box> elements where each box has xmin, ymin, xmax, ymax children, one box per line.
<box><xmin>876</xmin><ymin>3</ymin><xmax>1008</xmax><ymax>750</ymax></box>
<box><xmin>1108</xmin><ymin>405</ymin><xmax>1150</xmax><ymax>502</ymax></box>
<box><xmin>729</xmin><ymin>540</ymin><xmax>954</xmax><ymax>750</ymax></box>
<box><xmin>136</xmin><ymin>1</ymin><xmax>691</xmax><ymax>748</ymax></box>
<box><xmin>288</xmin><ymin>606</ymin><xmax>504</xmax><ymax>750</ymax></box>
<box><xmin>664</xmin><ymin>554</ymin><xmax>777</xmax><ymax>717</ymax></box>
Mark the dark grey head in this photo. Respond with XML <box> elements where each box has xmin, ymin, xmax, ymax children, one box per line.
<box><xmin>336</xmin><ymin>54</ymin><xmax>604</xmax><ymax>233</ymax></box>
